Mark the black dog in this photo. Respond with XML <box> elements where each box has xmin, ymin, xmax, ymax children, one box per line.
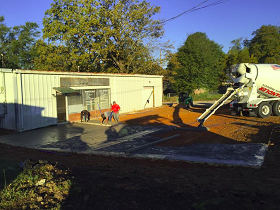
<box><xmin>101</xmin><ymin>111</ymin><xmax>112</xmax><ymax>124</ymax></box>
<box><xmin>81</xmin><ymin>110</ymin><xmax>90</xmax><ymax>122</ymax></box>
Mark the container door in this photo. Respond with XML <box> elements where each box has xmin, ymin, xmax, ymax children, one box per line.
<box><xmin>56</xmin><ymin>95</ymin><xmax>66</xmax><ymax>122</ymax></box>
<box><xmin>143</xmin><ymin>86</ymin><xmax>154</xmax><ymax>108</ymax></box>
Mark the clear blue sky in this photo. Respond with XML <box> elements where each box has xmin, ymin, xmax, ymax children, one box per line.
<box><xmin>0</xmin><ymin>0</ymin><xmax>279</xmax><ymax>53</ymax></box>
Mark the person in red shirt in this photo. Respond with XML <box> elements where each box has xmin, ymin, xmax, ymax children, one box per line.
<box><xmin>111</xmin><ymin>101</ymin><xmax>120</xmax><ymax>122</ymax></box>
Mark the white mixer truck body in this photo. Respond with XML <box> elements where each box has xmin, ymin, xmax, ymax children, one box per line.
<box><xmin>229</xmin><ymin>63</ymin><xmax>280</xmax><ymax>118</ymax></box>
<box><xmin>197</xmin><ymin>63</ymin><xmax>280</xmax><ymax>128</ymax></box>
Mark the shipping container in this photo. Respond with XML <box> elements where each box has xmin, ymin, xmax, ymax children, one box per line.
<box><xmin>0</xmin><ymin>69</ymin><xmax>163</xmax><ymax>131</ymax></box>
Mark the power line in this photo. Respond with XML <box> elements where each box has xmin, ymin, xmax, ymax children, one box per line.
<box><xmin>160</xmin><ymin>0</ymin><xmax>228</xmax><ymax>24</ymax></box>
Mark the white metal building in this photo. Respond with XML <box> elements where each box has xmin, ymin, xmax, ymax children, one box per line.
<box><xmin>0</xmin><ymin>69</ymin><xmax>163</xmax><ymax>131</ymax></box>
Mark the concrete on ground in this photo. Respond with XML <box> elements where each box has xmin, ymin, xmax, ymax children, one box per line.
<box><xmin>0</xmin><ymin>121</ymin><xmax>267</xmax><ymax>168</ymax></box>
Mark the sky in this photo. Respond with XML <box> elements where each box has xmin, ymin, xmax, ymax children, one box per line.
<box><xmin>0</xmin><ymin>0</ymin><xmax>279</xmax><ymax>53</ymax></box>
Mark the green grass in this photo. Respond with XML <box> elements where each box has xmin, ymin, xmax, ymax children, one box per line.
<box><xmin>192</xmin><ymin>92</ymin><xmax>222</xmax><ymax>101</ymax></box>
<box><xmin>163</xmin><ymin>95</ymin><xmax>178</xmax><ymax>103</ymax></box>
<box><xmin>163</xmin><ymin>91</ymin><xmax>222</xmax><ymax>103</ymax></box>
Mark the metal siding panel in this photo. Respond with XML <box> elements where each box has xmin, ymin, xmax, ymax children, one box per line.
<box><xmin>113</xmin><ymin>76</ymin><xmax>144</xmax><ymax>113</ymax></box>
<box><xmin>45</xmin><ymin>75</ymin><xmax>55</xmax><ymax>124</ymax></box>
<box><xmin>49</xmin><ymin>75</ymin><xmax>53</xmax><ymax>118</ymax></box>
<box><xmin>42</xmin><ymin>75</ymin><xmax>47</xmax><ymax>125</ymax></box>
<box><xmin>19</xmin><ymin>74</ymin><xmax>59</xmax><ymax>131</ymax></box>
<box><xmin>1</xmin><ymin>73</ymin><xmax>17</xmax><ymax>130</ymax></box>
<box><xmin>28</xmin><ymin>74</ymin><xmax>34</xmax><ymax>130</ymax></box>
<box><xmin>22</xmin><ymin>74</ymin><xmax>30</xmax><ymax>130</ymax></box>
<box><xmin>36</xmin><ymin>74</ymin><xmax>43</xmax><ymax>127</ymax></box>
<box><xmin>16</xmin><ymin>73</ymin><xmax>23</xmax><ymax>131</ymax></box>
<box><xmin>44</xmin><ymin>75</ymin><xmax>50</xmax><ymax>124</ymax></box>
<box><xmin>28</xmin><ymin>74</ymin><xmax>33</xmax><ymax>129</ymax></box>
<box><xmin>38</xmin><ymin>74</ymin><xmax>43</xmax><ymax>126</ymax></box>
<box><xmin>153</xmin><ymin>78</ymin><xmax>161</xmax><ymax>107</ymax></box>
<box><xmin>50</xmin><ymin>75</ymin><xmax>59</xmax><ymax>123</ymax></box>
<box><xmin>31</xmin><ymin>74</ymin><xmax>38</xmax><ymax>129</ymax></box>
<box><xmin>52</xmin><ymin>75</ymin><xmax>58</xmax><ymax>120</ymax></box>
<box><xmin>26</xmin><ymin>74</ymin><xmax>32</xmax><ymax>130</ymax></box>
<box><xmin>35</xmin><ymin>74</ymin><xmax>56</xmax><ymax>129</ymax></box>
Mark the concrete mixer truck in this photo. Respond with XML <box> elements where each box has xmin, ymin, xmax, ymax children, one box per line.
<box><xmin>197</xmin><ymin>63</ymin><xmax>280</xmax><ymax>128</ymax></box>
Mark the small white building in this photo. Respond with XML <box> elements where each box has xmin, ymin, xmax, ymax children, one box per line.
<box><xmin>0</xmin><ymin>69</ymin><xmax>163</xmax><ymax>131</ymax></box>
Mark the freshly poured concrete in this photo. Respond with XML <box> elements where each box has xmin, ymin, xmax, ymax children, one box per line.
<box><xmin>0</xmin><ymin>123</ymin><xmax>268</xmax><ymax>168</ymax></box>
<box><xmin>133</xmin><ymin>143</ymin><xmax>268</xmax><ymax>168</ymax></box>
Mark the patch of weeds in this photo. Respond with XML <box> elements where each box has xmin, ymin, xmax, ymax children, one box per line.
<box><xmin>0</xmin><ymin>160</ymin><xmax>73</xmax><ymax>209</ymax></box>
<box><xmin>0</xmin><ymin>159</ymin><xmax>22</xmax><ymax>190</ymax></box>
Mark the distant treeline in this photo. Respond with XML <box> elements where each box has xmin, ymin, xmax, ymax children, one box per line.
<box><xmin>166</xmin><ymin>25</ymin><xmax>280</xmax><ymax>93</ymax></box>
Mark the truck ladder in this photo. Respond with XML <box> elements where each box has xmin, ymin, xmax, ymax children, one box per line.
<box><xmin>197</xmin><ymin>88</ymin><xmax>237</xmax><ymax>129</ymax></box>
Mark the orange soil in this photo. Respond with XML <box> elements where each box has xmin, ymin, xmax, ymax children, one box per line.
<box><xmin>120</xmin><ymin>104</ymin><xmax>277</xmax><ymax>146</ymax></box>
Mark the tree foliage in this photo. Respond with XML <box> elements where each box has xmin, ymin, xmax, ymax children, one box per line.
<box><xmin>0</xmin><ymin>16</ymin><xmax>39</xmax><ymax>69</ymax></box>
<box><xmin>38</xmin><ymin>0</ymin><xmax>163</xmax><ymax>73</ymax></box>
<box><xmin>165</xmin><ymin>52</ymin><xmax>180</xmax><ymax>83</ymax></box>
<box><xmin>223</xmin><ymin>25</ymin><xmax>280</xmax><ymax>80</ymax></box>
<box><xmin>247</xmin><ymin>25</ymin><xmax>280</xmax><ymax>64</ymax></box>
<box><xmin>173</xmin><ymin>32</ymin><xmax>225</xmax><ymax>94</ymax></box>
<box><xmin>33</xmin><ymin>40</ymin><xmax>73</xmax><ymax>71</ymax></box>
<box><xmin>223</xmin><ymin>38</ymin><xmax>257</xmax><ymax>78</ymax></box>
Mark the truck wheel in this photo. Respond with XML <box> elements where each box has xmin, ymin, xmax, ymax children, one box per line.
<box><xmin>272</xmin><ymin>101</ymin><xmax>280</xmax><ymax>116</ymax></box>
<box><xmin>257</xmin><ymin>102</ymin><xmax>272</xmax><ymax>118</ymax></box>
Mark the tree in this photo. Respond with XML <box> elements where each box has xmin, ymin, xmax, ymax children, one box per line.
<box><xmin>33</xmin><ymin>40</ymin><xmax>73</xmax><ymax>71</ymax></box>
<box><xmin>0</xmin><ymin>16</ymin><xmax>9</xmax><ymax>68</ymax></box>
<box><xmin>224</xmin><ymin>38</ymin><xmax>257</xmax><ymax>78</ymax></box>
<box><xmin>248</xmin><ymin>25</ymin><xmax>280</xmax><ymax>64</ymax></box>
<box><xmin>40</xmin><ymin>0</ymin><xmax>163</xmax><ymax>73</ymax></box>
<box><xmin>0</xmin><ymin>16</ymin><xmax>40</xmax><ymax>69</ymax></box>
<box><xmin>166</xmin><ymin>52</ymin><xmax>180</xmax><ymax>83</ymax></box>
<box><xmin>163</xmin><ymin>52</ymin><xmax>180</xmax><ymax>93</ymax></box>
<box><xmin>174</xmin><ymin>32</ymin><xmax>225</xmax><ymax>94</ymax></box>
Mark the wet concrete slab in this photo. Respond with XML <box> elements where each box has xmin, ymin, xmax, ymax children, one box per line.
<box><xmin>0</xmin><ymin>124</ymin><xmax>85</xmax><ymax>147</ymax></box>
<box><xmin>132</xmin><ymin>143</ymin><xmax>268</xmax><ymax>168</ymax></box>
<box><xmin>0</xmin><ymin>122</ymin><xmax>169</xmax><ymax>151</ymax></box>
<box><xmin>0</xmin><ymin>123</ymin><xmax>268</xmax><ymax>168</ymax></box>
<box><xmin>39</xmin><ymin>124</ymin><xmax>169</xmax><ymax>153</ymax></box>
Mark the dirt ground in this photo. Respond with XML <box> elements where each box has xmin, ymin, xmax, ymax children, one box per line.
<box><xmin>1</xmin><ymin>104</ymin><xmax>280</xmax><ymax>209</ymax></box>
<box><xmin>121</xmin><ymin>104</ymin><xmax>276</xmax><ymax>145</ymax></box>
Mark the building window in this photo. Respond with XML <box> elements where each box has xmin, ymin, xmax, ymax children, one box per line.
<box><xmin>67</xmin><ymin>89</ymin><xmax>110</xmax><ymax>113</ymax></box>
<box><xmin>67</xmin><ymin>94</ymin><xmax>83</xmax><ymax>114</ymax></box>
<box><xmin>68</xmin><ymin>94</ymin><xmax>82</xmax><ymax>106</ymax></box>
<box><xmin>82</xmin><ymin>89</ymin><xmax>110</xmax><ymax>111</ymax></box>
